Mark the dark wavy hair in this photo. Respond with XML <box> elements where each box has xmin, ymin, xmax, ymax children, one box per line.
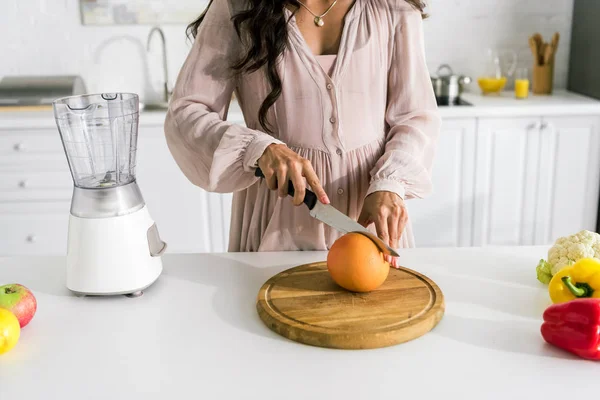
<box><xmin>187</xmin><ymin>1</ymin><xmax>427</xmax><ymax>133</ymax></box>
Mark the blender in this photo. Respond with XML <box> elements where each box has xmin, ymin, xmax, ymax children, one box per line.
<box><xmin>53</xmin><ymin>93</ymin><xmax>165</xmax><ymax>297</ymax></box>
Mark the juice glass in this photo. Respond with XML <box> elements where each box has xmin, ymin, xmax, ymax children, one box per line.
<box><xmin>515</xmin><ymin>68</ymin><xmax>530</xmax><ymax>99</ymax></box>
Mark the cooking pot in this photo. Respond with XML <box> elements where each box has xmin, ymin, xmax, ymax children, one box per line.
<box><xmin>431</xmin><ymin>64</ymin><xmax>471</xmax><ymax>105</ymax></box>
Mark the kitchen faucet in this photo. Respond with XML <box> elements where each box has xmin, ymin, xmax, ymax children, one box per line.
<box><xmin>147</xmin><ymin>26</ymin><xmax>171</xmax><ymax>105</ymax></box>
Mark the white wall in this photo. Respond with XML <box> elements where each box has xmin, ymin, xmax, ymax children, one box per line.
<box><xmin>0</xmin><ymin>0</ymin><xmax>574</xmax><ymax>102</ymax></box>
<box><xmin>425</xmin><ymin>0</ymin><xmax>574</xmax><ymax>92</ymax></box>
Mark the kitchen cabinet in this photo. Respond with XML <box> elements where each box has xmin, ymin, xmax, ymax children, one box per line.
<box><xmin>1</xmin><ymin>92</ymin><xmax>600</xmax><ymax>256</ymax></box>
<box><xmin>0</xmin><ymin>201</ymin><xmax>70</xmax><ymax>256</ymax></box>
<box><xmin>0</xmin><ymin>125</ymin><xmax>72</xmax><ymax>256</ymax></box>
<box><xmin>408</xmin><ymin>118</ymin><xmax>477</xmax><ymax>247</ymax></box>
<box><xmin>136</xmin><ymin>127</ymin><xmax>232</xmax><ymax>253</ymax></box>
<box><xmin>536</xmin><ymin>116</ymin><xmax>600</xmax><ymax>242</ymax></box>
<box><xmin>471</xmin><ymin>115</ymin><xmax>600</xmax><ymax>247</ymax></box>
<box><xmin>472</xmin><ymin>117</ymin><xmax>541</xmax><ymax>246</ymax></box>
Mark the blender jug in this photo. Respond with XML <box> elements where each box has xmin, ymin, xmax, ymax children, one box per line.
<box><xmin>53</xmin><ymin>93</ymin><xmax>138</xmax><ymax>189</ymax></box>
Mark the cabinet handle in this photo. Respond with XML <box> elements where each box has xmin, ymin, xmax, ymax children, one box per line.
<box><xmin>18</xmin><ymin>180</ymin><xmax>28</xmax><ymax>188</ymax></box>
<box><xmin>540</xmin><ymin>122</ymin><xmax>548</xmax><ymax>130</ymax></box>
<box><xmin>26</xmin><ymin>235</ymin><xmax>36</xmax><ymax>243</ymax></box>
<box><xmin>527</xmin><ymin>121</ymin><xmax>542</xmax><ymax>130</ymax></box>
<box><xmin>13</xmin><ymin>142</ymin><xmax>25</xmax><ymax>152</ymax></box>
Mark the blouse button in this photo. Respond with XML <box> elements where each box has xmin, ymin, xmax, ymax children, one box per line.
<box><xmin>326</xmin><ymin>83</ymin><xmax>333</xmax><ymax>90</ymax></box>
<box><xmin>329</xmin><ymin>116</ymin><xmax>336</xmax><ymax>124</ymax></box>
<box><xmin>336</xmin><ymin>148</ymin><xmax>342</xmax><ymax>156</ymax></box>
<box><xmin>337</xmin><ymin>188</ymin><xmax>344</xmax><ymax>195</ymax></box>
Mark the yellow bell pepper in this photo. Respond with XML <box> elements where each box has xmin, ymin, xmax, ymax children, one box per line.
<box><xmin>548</xmin><ymin>258</ymin><xmax>600</xmax><ymax>303</ymax></box>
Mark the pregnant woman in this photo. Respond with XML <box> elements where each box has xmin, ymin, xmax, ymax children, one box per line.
<box><xmin>164</xmin><ymin>0</ymin><xmax>441</xmax><ymax>263</ymax></box>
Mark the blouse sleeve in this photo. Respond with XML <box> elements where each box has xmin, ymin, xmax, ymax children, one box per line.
<box><xmin>164</xmin><ymin>0</ymin><xmax>284</xmax><ymax>193</ymax></box>
<box><xmin>366</xmin><ymin>8</ymin><xmax>441</xmax><ymax>201</ymax></box>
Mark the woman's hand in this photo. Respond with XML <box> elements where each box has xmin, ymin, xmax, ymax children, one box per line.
<box><xmin>358</xmin><ymin>191</ymin><xmax>407</xmax><ymax>268</ymax></box>
<box><xmin>258</xmin><ymin>144</ymin><xmax>330</xmax><ymax>206</ymax></box>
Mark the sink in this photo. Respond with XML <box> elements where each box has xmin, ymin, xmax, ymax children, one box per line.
<box><xmin>141</xmin><ymin>102</ymin><xmax>170</xmax><ymax>111</ymax></box>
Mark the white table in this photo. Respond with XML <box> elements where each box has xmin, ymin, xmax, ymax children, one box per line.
<box><xmin>1</xmin><ymin>246</ymin><xmax>599</xmax><ymax>399</ymax></box>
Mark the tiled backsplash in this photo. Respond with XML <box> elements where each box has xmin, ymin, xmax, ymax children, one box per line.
<box><xmin>1</xmin><ymin>0</ymin><xmax>573</xmax><ymax>102</ymax></box>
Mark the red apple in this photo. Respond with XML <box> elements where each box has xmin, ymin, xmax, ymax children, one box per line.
<box><xmin>0</xmin><ymin>284</ymin><xmax>37</xmax><ymax>328</ymax></box>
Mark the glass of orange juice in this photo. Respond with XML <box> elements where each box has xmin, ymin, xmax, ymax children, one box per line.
<box><xmin>515</xmin><ymin>68</ymin><xmax>530</xmax><ymax>99</ymax></box>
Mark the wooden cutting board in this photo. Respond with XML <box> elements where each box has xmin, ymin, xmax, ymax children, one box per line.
<box><xmin>256</xmin><ymin>261</ymin><xmax>444</xmax><ymax>349</ymax></box>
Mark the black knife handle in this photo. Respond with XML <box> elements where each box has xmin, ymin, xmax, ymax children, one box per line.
<box><xmin>254</xmin><ymin>168</ymin><xmax>318</xmax><ymax>209</ymax></box>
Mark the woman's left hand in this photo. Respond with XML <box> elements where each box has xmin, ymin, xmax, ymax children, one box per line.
<box><xmin>358</xmin><ymin>191</ymin><xmax>407</xmax><ymax>268</ymax></box>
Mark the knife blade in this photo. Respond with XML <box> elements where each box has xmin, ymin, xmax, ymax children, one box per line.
<box><xmin>254</xmin><ymin>168</ymin><xmax>400</xmax><ymax>257</ymax></box>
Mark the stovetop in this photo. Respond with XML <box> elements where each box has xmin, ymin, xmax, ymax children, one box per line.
<box><xmin>436</xmin><ymin>97</ymin><xmax>472</xmax><ymax>107</ymax></box>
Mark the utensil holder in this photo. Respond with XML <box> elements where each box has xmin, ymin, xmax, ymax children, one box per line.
<box><xmin>533</xmin><ymin>64</ymin><xmax>554</xmax><ymax>95</ymax></box>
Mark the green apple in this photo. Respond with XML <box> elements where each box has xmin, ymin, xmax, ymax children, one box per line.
<box><xmin>0</xmin><ymin>284</ymin><xmax>37</xmax><ymax>328</ymax></box>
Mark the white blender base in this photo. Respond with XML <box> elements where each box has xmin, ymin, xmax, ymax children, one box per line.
<box><xmin>66</xmin><ymin>206</ymin><xmax>164</xmax><ymax>296</ymax></box>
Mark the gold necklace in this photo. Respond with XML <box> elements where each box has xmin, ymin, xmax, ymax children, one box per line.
<box><xmin>297</xmin><ymin>0</ymin><xmax>339</xmax><ymax>27</ymax></box>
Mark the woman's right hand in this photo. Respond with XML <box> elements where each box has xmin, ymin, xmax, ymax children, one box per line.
<box><xmin>257</xmin><ymin>144</ymin><xmax>330</xmax><ymax>206</ymax></box>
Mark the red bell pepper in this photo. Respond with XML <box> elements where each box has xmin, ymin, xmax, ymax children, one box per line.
<box><xmin>541</xmin><ymin>298</ymin><xmax>600</xmax><ymax>360</ymax></box>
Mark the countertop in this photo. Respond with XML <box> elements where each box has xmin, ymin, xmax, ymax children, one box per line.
<box><xmin>2</xmin><ymin>246</ymin><xmax>599</xmax><ymax>400</ymax></box>
<box><xmin>443</xmin><ymin>89</ymin><xmax>600</xmax><ymax>118</ymax></box>
<box><xmin>1</xmin><ymin>90</ymin><xmax>599</xmax><ymax>130</ymax></box>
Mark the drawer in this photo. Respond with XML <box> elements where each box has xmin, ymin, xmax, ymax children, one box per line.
<box><xmin>0</xmin><ymin>212</ymin><xmax>69</xmax><ymax>255</ymax></box>
<box><xmin>0</xmin><ymin>130</ymin><xmax>68</xmax><ymax>170</ymax></box>
<box><xmin>0</xmin><ymin>154</ymin><xmax>68</xmax><ymax>172</ymax></box>
<box><xmin>0</xmin><ymin>130</ymin><xmax>64</xmax><ymax>156</ymax></box>
<box><xmin>0</xmin><ymin>171</ymin><xmax>72</xmax><ymax>202</ymax></box>
<box><xmin>0</xmin><ymin>201</ymin><xmax>70</xmax><ymax>214</ymax></box>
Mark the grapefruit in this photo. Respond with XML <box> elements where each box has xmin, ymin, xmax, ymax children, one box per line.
<box><xmin>327</xmin><ymin>232</ymin><xmax>390</xmax><ymax>292</ymax></box>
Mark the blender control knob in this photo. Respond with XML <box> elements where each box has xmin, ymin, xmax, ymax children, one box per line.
<box><xmin>13</xmin><ymin>142</ymin><xmax>25</xmax><ymax>152</ymax></box>
<box><xmin>26</xmin><ymin>235</ymin><xmax>36</xmax><ymax>243</ymax></box>
<box><xmin>18</xmin><ymin>180</ymin><xmax>28</xmax><ymax>188</ymax></box>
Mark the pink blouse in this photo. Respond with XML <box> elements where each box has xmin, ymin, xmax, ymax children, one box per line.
<box><xmin>164</xmin><ymin>0</ymin><xmax>441</xmax><ymax>252</ymax></box>
<box><xmin>316</xmin><ymin>55</ymin><xmax>337</xmax><ymax>77</ymax></box>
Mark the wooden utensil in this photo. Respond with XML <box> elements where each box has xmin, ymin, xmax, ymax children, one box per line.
<box><xmin>532</xmin><ymin>33</ymin><xmax>545</xmax><ymax>65</ymax></box>
<box><xmin>533</xmin><ymin>33</ymin><xmax>543</xmax><ymax>48</ymax></box>
<box><xmin>529</xmin><ymin>37</ymin><xmax>540</xmax><ymax>66</ymax></box>
<box><xmin>551</xmin><ymin>32</ymin><xmax>560</xmax><ymax>62</ymax></box>
<box><xmin>540</xmin><ymin>43</ymin><xmax>548</xmax><ymax>63</ymax></box>
<box><xmin>551</xmin><ymin>32</ymin><xmax>560</xmax><ymax>51</ymax></box>
<box><xmin>543</xmin><ymin>44</ymin><xmax>553</xmax><ymax>65</ymax></box>
<box><xmin>256</xmin><ymin>261</ymin><xmax>445</xmax><ymax>350</ymax></box>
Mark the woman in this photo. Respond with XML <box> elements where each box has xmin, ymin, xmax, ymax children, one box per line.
<box><xmin>164</xmin><ymin>0</ymin><xmax>441</xmax><ymax>263</ymax></box>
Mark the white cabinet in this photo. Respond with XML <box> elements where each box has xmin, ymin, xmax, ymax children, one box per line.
<box><xmin>408</xmin><ymin>118</ymin><xmax>477</xmax><ymax>247</ymax></box>
<box><xmin>1</xmin><ymin>105</ymin><xmax>599</xmax><ymax>255</ymax></box>
<box><xmin>0</xmin><ymin>202</ymin><xmax>70</xmax><ymax>256</ymax></box>
<box><xmin>136</xmin><ymin>126</ymin><xmax>233</xmax><ymax>254</ymax></box>
<box><xmin>0</xmin><ymin>126</ymin><xmax>71</xmax><ymax>256</ymax></box>
<box><xmin>471</xmin><ymin>115</ymin><xmax>600</xmax><ymax>247</ymax></box>
<box><xmin>537</xmin><ymin>116</ymin><xmax>600</xmax><ymax>242</ymax></box>
<box><xmin>472</xmin><ymin>117</ymin><xmax>541</xmax><ymax>246</ymax></box>
<box><xmin>412</xmin><ymin>114</ymin><xmax>600</xmax><ymax>248</ymax></box>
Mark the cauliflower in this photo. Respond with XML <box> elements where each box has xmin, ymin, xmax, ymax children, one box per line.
<box><xmin>536</xmin><ymin>230</ymin><xmax>600</xmax><ymax>284</ymax></box>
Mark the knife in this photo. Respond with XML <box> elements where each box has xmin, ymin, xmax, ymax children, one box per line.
<box><xmin>254</xmin><ymin>168</ymin><xmax>400</xmax><ymax>257</ymax></box>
